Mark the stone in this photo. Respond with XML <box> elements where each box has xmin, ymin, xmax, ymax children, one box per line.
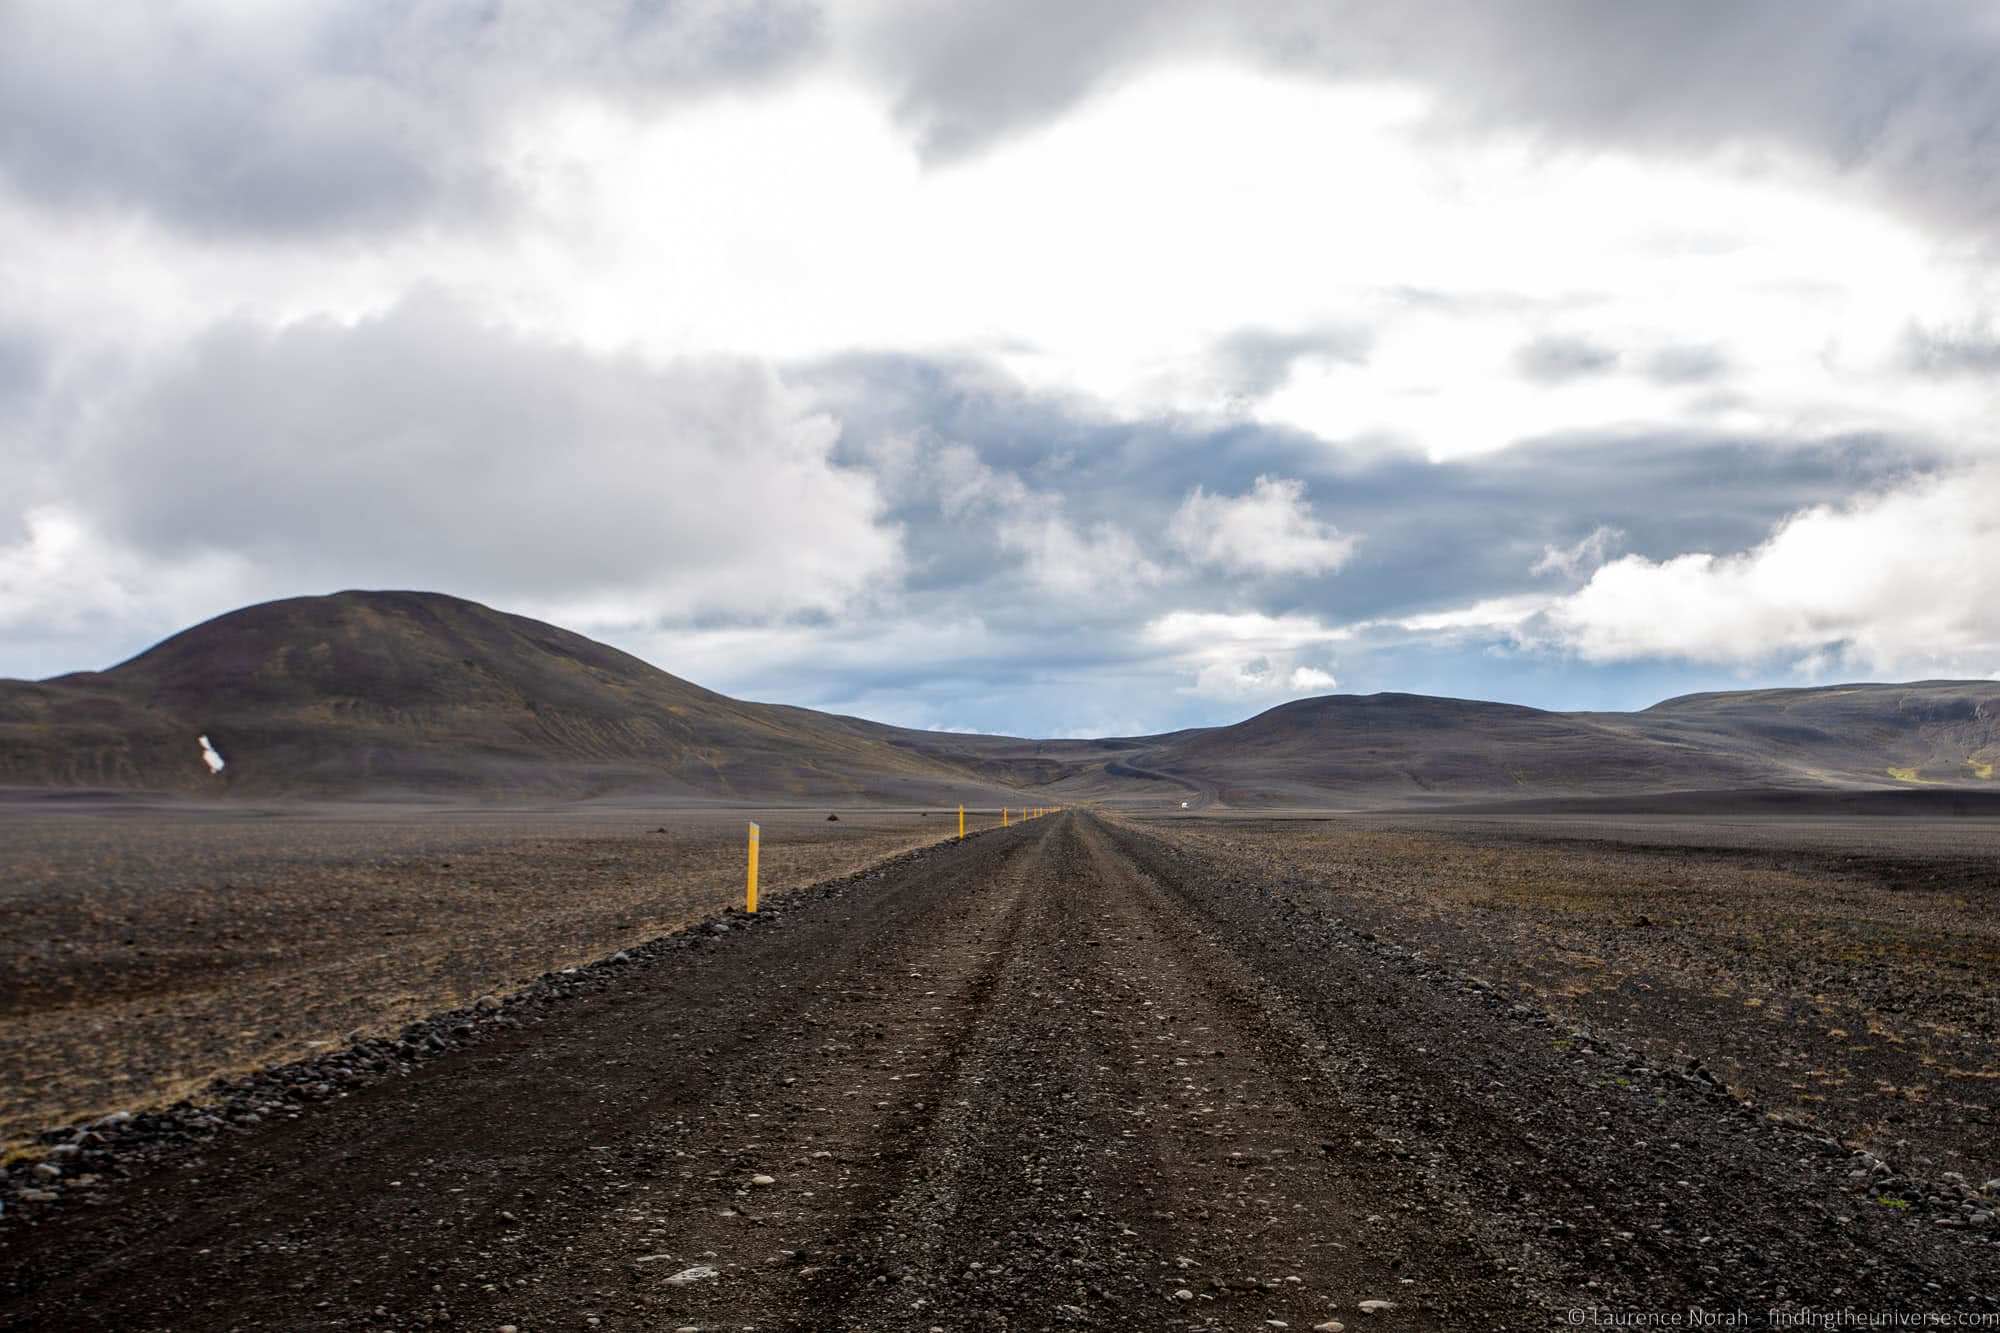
<box><xmin>1315</xmin><ymin>1324</ymin><xmax>1347</xmax><ymax>1332</ymax></box>
<box><xmin>750</xmin><ymin>1174</ymin><xmax>776</xmax><ymax>1187</ymax></box>
<box><xmin>1172</xmin><ymin>1289</ymin><xmax>1195</xmax><ymax>1302</ymax></box>
<box><xmin>665</xmin><ymin>1265</ymin><xmax>718</xmax><ymax>1284</ymax></box>
<box><xmin>1359</xmin><ymin>1300</ymin><xmax>1396</xmax><ymax>1314</ymax></box>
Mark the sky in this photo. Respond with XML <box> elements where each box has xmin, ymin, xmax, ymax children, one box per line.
<box><xmin>3</xmin><ymin>1</ymin><xmax>1998</xmax><ymax>737</ymax></box>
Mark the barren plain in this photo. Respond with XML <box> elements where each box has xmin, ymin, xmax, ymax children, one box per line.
<box><xmin>0</xmin><ymin>798</ymin><xmax>998</xmax><ymax>1151</ymax></box>
<box><xmin>0</xmin><ymin>805</ymin><xmax>1995</xmax><ymax>1330</ymax></box>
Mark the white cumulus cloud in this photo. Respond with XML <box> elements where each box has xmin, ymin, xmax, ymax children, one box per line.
<box><xmin>999</xmin><ymin>512</ymin><xmax>1164</xmax><ymax>600</ymax></box>
<box><xmin>1533</xmin><ymin>466</ymin><xmax>2000</xmax><ymax>674</ymax></box>
<box><xmin>1169</xmin><ymin>475</ymin><xmax>1356</xmax><ymax>577</ymax></box>
<box><xmin>1143</xmin><ymin>609</ymin><xmax>1347</xmax><ymax>699</ymax></box>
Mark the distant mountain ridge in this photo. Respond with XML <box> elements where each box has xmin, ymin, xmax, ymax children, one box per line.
<box><xmin>1</xmin><ymin>591</ymin><xmax>1994</xmax><ymax>806</ymax></box>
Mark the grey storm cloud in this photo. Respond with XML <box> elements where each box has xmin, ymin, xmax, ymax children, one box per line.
<box><xmin>11</xmin><ymin>2</ymin><xmax>2000</xmax><ymax>244</ymax></box>
<box><xmin>854</xmin><ymin>0</ymin><xmax>2000</xmax><ymax>240</ymax></box>
<box><xmin>1514</xmin><ymin>335</ymin><xmax>1620</xmax><ymax>385</ymax></box>
<box><xmin>0</xmin><ymin>1</ymin><xmax>821</xmax><ymax>235</ymax></box>
<box><xmin>2</xmin><ymin>316</ymin><xmax>1959</xmax><ymax>728</ymax></box>
<box><xmin>801</xmin><ymin>352</ymin><xmax>1944</xmax><ymax>631</ymax></box>
<box><xmin>0</xmin><ymin>327</ymin><xmax>45</xmax><ymax>403</ymax></box>
<box><xmin>1210</xmin><ymin>326</ymin><xmax>1373</xmax><ymax>402</ymax></box>
<box><xmin>63</xmin><ymin>297</ymin><xmax>896</xmax><ymax>615</ymax></box>
<box><xmin>1644</xmin><ymin>344</ymin><xmax>1732</xmax><ymax>386</ymax></box>
<box><xmin>1903</xmin><ymin>321</ymin><xmax>2000</xmax><ymax>376</ymax></box>
<box><xmin>40</xmin><ymin>323</ymin><xmax>1931</xmax><ymax>662</ymax></box>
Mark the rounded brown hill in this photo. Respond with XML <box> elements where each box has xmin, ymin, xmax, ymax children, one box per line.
<box><xmin>0</xmin><ymin>591</ymin><xmax>1007</xmax><ymax>801</ymax></box>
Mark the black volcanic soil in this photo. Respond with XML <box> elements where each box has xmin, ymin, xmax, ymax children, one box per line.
<box><xmin>0</xmin><ymin>801</ymin><xmax>998</xmax><ymax>1150</ymax></box>
<box><xmin>1</xmin><ymin>813</ymin><xmax>1993</xmax><ymax>1331</ymax></box>
<box><xmin>1142</xmin><ymin>810</ymin><xmax>2000</xmax><ymax>1181</ymax></box>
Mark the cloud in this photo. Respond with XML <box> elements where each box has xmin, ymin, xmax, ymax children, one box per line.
<box><xmin>53</xmin><ymin>298</ymin><xmax>899</xmax><ymax>631</ymax></box>
<box><xmin>1142</xmin><ymin>609</ymin><xmax>1348</xmax><ymax>699</ymax></box>
<box><xmin>998</xmin><ymin>511</ymin><xmax>1164</xmax><ymax>599</ymax></box>
<box><xmin>1644</xmin><ymin>344</ymin><xmax>1731</xmax><ymax>385</ymax></box>
<box><xmin>850</xmin><ymin>0</ymin><xmax>2000</xmax><ymax>240</ymax></box>
<box><xmin>1514</xmin><ymin>335</ymin><xmax>1620</xmax><ymax>385</ymax></box>
<box><xmin>1531</xmin><ymin>465</ymin><xmax>2000</xmax><ymax>673</ymax></box>
<box><xmin>1383</xmin><ymin>594</ymin><xmax>1549</xmax><ymax>636</ymax></box>
<box><xmin>0</xmin><ymin>1</ymin><xmax>820</xmax><ymax>236</ymax></box>
<box><xmin>1531</xmin><ymin>525</ymin><xmax>1624</xmax><ymax>578</ymax></box>
<box><xmin>0</xmin><ymin>326</ymin><xmax>45</xmax><ymax>403</ymax></box>
<box><xmin>1169</xmin><ymin>476</ymin><xmax>1356</xmax><ymax>577</ymax></box>
<box><xmin>0</xmin><ymin>506</ymin><xmax>252</xmax><ymax>680</ymax></box>
<box><xmin>1903</xmin><ymin>320</ymin><xmax>2000</xmax><ymax>376</ymax></box>
<box><xmin>1209</xmin><ymin>325</ymin><xmax>1371</xmax><ymax>402</ymax></box>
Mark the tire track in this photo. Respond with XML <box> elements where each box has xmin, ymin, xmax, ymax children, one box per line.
<box><xmin>0</xmin><ymin>823</ymin><xmax>1049</xmax><ymax>1331</ymax></box>
<box><xmin>822</xmin><ymin>814</ymin><xmax>1526</xmax><ymax>1330</ymax></box>
<box><xmin>1093</xmin><ymin>814</ymin><xmax>2000</xmax><ymax>1317</ymax></box>
<box><xmin>503</xmin><ymin>822</ymin><xmax>1056</xmax><ymax>1331</ymax></box>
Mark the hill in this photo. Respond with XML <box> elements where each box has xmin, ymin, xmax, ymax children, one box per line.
<box><xmin>0</xmin><ymin>592</ymin><xmax>1015</xmax><ymax>801</ymax></box>
<box><xmin>1</xmin><ymin>591</ymin><xmax>1994</xmax><ymax>805</ymax></box>
<box><xmin>1109</xmin><ymin>684</ymin><xmax>1999</xmax><ymax>807</ymax></box>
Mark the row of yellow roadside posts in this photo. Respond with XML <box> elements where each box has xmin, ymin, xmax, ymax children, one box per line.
<box><xmin>743</xmin><ymin>803</ymin><xmax>1063</xmax><ymax>913</ymax></box>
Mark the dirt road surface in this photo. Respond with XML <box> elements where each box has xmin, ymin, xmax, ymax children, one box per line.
<box><xmin>2</xmin><ymin>812</ymin><xmax>1993</xmax><ymax>1330</ymax></box>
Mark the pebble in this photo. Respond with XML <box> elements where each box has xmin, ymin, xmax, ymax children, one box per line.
<box><xmin>1315</xmin><ymin>1324</ymin><xmax>1347</xmax><ymax>1332</ymax></box>
<box><xmin>750</xmin><ymin>1174</ymin><xmax>776</xmax><ymax>1187</ymax></box>
<box><xmin>1358</xmin><ymin>1300</ymin><xmax>1396</xmax><ymax>1314</ymax></box>
<box><xmin>1172</xmin><ymin>1288</ymin><xmax>1195</xmax><ymax>1302</ymax></box>
<box><xmin>665</xmin><ymin>1265</ymin><xmax>719</xmax><ymax>1284</ymax></box>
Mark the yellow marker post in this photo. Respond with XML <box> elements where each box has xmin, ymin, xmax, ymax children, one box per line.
<box><xmin>958</xmin><ymin>804</ymin><xmax>965</xmax><ymax>839</ymax></box>
<box><xmin>1002</xmin><ymin>807</ymin><xmax>1009</xmax><ymax>827</ymax></box>
<box><xmin>746</xmin><ymin>821</ymin><xmax>760</xmax><ymax>914</ymax></box>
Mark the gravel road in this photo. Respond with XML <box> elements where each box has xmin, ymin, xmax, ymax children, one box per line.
<box><xmin>2</xmin><ymin>812</ymin><xmax>1993</xmax><ymax>1331</ymax></box>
